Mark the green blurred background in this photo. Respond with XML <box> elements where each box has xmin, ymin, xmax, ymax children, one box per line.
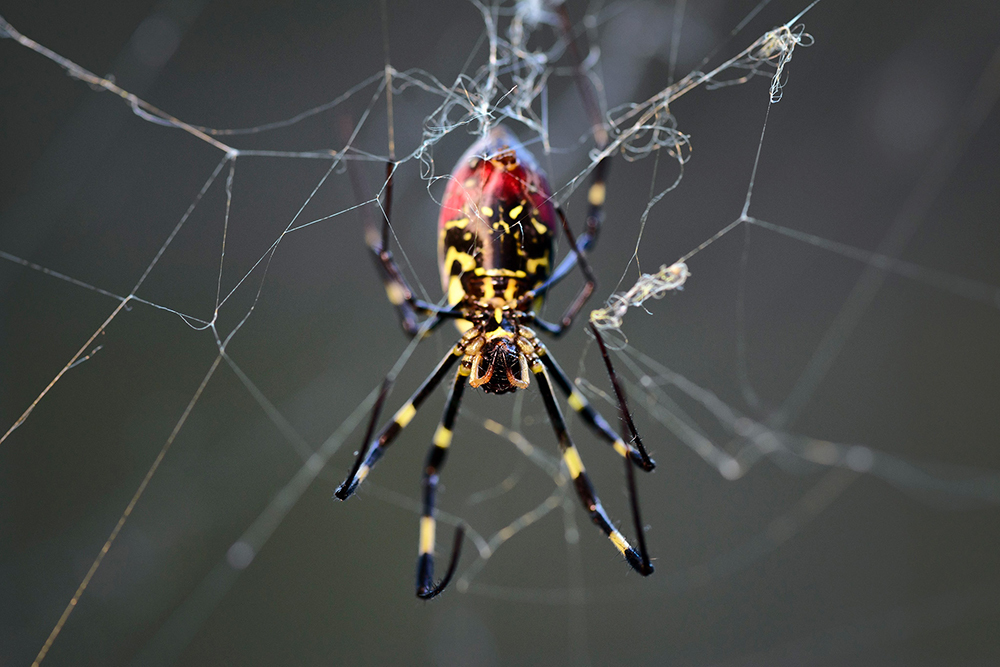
<box><xmin>2</xmin><ymin>0</ymin><xmax>999</xmax><ymax>665</ymax></box>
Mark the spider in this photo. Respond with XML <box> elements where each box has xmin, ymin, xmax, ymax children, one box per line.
<box><xmin>334</xmin><ymin>124</ymin><xmax>656</xmax><ymax>599</ymax></box>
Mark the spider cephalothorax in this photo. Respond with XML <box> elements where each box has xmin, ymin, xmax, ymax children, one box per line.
<box><xmin>462</xmin><ymin>314</ymin><xmax>534</xmax><ymax>394</ymax></box>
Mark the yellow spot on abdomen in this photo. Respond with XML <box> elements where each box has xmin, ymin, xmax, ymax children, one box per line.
<box><xmin>448</xmin><ymin>276</ymin><xmax>466</xmax><ymax>306</ymax></box>
<box><xmin>444</xmin><ymin>246</ymin><xmax>477</xmax><ymax>274</ymax></box>
<box><xmin>526</xmin><ymin>254</ymin><xmax>549</xmax><ymax>274</ymax></box>
<box><xmin>480</xmin><ymin>268</ymin><xmax>526</xmax><ymax>278</ymax></box>
<box><xmin>503</xmin><ymin>278</ymin><xmax>518</xmax><ymax>302</ymax></box>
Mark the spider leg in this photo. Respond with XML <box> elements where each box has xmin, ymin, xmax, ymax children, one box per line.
<box><xmin>369</xmin><ymin>161</ymin><xmax>460</xmax><ymax>335</ymax></box>
<box><xmin>521</xmin><ymin>8</ymin><xmax>611</xmax><ymax>329</ymax></box>
<box><xmin>526</xmin><ymin>208</ymin><xmax>596</xmax><ymax>336</ymax></box>
<box><xmin>416</xmin><ymin>367</ymin><xmax>469</xmax><ymax>599</ymax></box>
<box><xmin>335</xmin><ymin>344</ymin><xmax>463</xmax><ymax>500</ymax></box>
<box><xmin>340</xmin><ymin>115</ymin><xmax>444</xmax><ymax>335</ymax></box>
<box><xmin>589</xmin><ymin>321</ymin><xmax>653</xmax><ymax>462</ymax></box>
<box><xmin>531</xmin><ymin>357</ymin><xmax>654</xmax><ymax>575</ymax></box>
<box><xmin>544</xmin><ymin>156</ymin><xmax>608</xmax><ymax>289</ymax></box>
<box><xmin>536</xmin><ymin>345</ymin><xmax>655</xmax><ymax>471</ymax></box>
<box><xmin>547</xmin><ymin>3</ymin><xmax>610</xmax><ymax>284</ymax></box>
<box><xmin>340</xmin><ymin>131</ymin><xmax>454</xmax><ymax>335</ymax></box>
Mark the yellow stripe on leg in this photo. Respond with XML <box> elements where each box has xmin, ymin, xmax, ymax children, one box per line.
<box><xmin>568</xmin><ymin>391</ymin><xmax>586</xmax><ymax>412</ymax></box>
<box><xmin>563</xmin><ymin>446</ymin><xmax>586</xmax><ymax>479</ymax></box>
<box><xmin>609</xmin><ymin>530</ymin><xmax>629</xmax><ymax>555</ymax></box>
<box><xmin>419</xmin><ymin>516</ymin><xmax>436</xmax><ymax>555</ymax></box>
<box><xmin>385</xmin><ymin>282</ymin><xmax>406</xmax><ymax>305</ymax></box>
<box><xmin>433</xmin><ymin>425</ymin><xmax>453</xmax><ymax>448</ymax></box>
<box><xmin>612</xmin><ymin>439</ymin><xmax>629</xmax><ymax>458</ymax></box>
<box><xmin>356</xmin><ymin>464</ymin><xmax>370</xmax><ymax>483</ymax></box>
<box><xmin>394</xmin><ymin>402</ymin><xmax>417</xmax><ymax>427</ymax></box>
<box><xmin>588</xmin><ymin>182</ymin><xmax>606</xmax><ymax>207</ymax></box>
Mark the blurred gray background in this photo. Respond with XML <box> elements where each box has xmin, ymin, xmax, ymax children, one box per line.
<box><xmin>2</xmin><ymin>0</ymin><xmax>999</xmax><ymax>665</ymax></box>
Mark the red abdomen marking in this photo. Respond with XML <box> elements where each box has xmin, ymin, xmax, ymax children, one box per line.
<box><xmin>437</xmin><ymin>127</ymin><xmax>557</xmax><ymax>307</ymax></box>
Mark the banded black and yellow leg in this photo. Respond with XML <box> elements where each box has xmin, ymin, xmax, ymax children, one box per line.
<box><xmin>589</xmin><ymin>321</ymin><xmax>652</xmax><ymax>465</ymax></box>
<box><xmin>532</xmin><ymin>359</ymin><xmax>654</xmax><ymax>575</ymax></box>
<box><xmin>516</xmin><ymin>15</ymin><xmax>610</xmax><ymax>334</ymax></box>
<box><xmin>370</xmin><ymin>242</ymin><xmax>424</xmax><ymax>335</ymax></box>
<box><xmin>537</xmin><ymin>346</ymin><xmax>655</xmax><ymax>472</ymax></box>
<box><xmin>416</xmin><ymin>367</ymin><xmax>469</xmax><ymax>599</ymax></box>
<box><xmin>335</xmin><ymin>344</ymin><xmax>463</xmax><ymax>500</ymax></box>
<box><xmin>368</xmin><ymin>161</ymin><xmax>458</xmax><ymax>336</ymax></box>
<box><xmin>340</xmin><ymin>120</ymin><xmax>443</xmax><ymax>337</ymax></box>
<box><xmin>546</xmin><ymin>156</ymin><xmax>608</xmax><ymax>289</ymax></box>
<box><xmin>547</xmin><ymin>3</ymin><xmax>610</xmax><ymax>285</ymax></box>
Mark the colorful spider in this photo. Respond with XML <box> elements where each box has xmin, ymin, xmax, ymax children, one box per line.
<box><xmin>334</xmin><ymin>125</ymin><xmax>656</xmax><ymax>598</ymax></box>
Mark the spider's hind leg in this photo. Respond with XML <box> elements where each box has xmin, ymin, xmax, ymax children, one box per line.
<box><xmin>531</xmin><ymin>354</ymin><xmax>654</xmax><ymax>575</ymax></box>
<box><xmin>536</xmin><ymin>344</ymin><xmax>655</xmax><ymax>471</ymax></box>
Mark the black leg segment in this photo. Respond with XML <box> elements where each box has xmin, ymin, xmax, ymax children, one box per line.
<box><xmin>531</xmin><ymin>358</ymin><xmax>653</xmax><ymax>576</ymax></box>
<box><xmin>416</xmin><ymin>367</ymin><xmax>469</xmax><ymax>599</ymax></box>
<box><xmin>335</xmin><ymin>345</ymin><xmax>462</xmax><ymax>500</ymax></box>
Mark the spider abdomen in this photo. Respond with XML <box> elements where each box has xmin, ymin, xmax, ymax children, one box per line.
<box><xmin>438</xmin><ymin>126</ymin><xmax>557</xmax><ymax>322</ymax></box>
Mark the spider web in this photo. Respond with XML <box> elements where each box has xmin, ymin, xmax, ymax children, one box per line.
<box><xmin>2</xmin><ymin>0</ymin><xmax>1000</xmax><ymax>665</ymax></box>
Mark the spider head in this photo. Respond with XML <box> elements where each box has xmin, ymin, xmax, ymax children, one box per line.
<box><xmin>468</xmin><ymin>338</ymin><xmax>530</xmax><ymax>394</ymax></box>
